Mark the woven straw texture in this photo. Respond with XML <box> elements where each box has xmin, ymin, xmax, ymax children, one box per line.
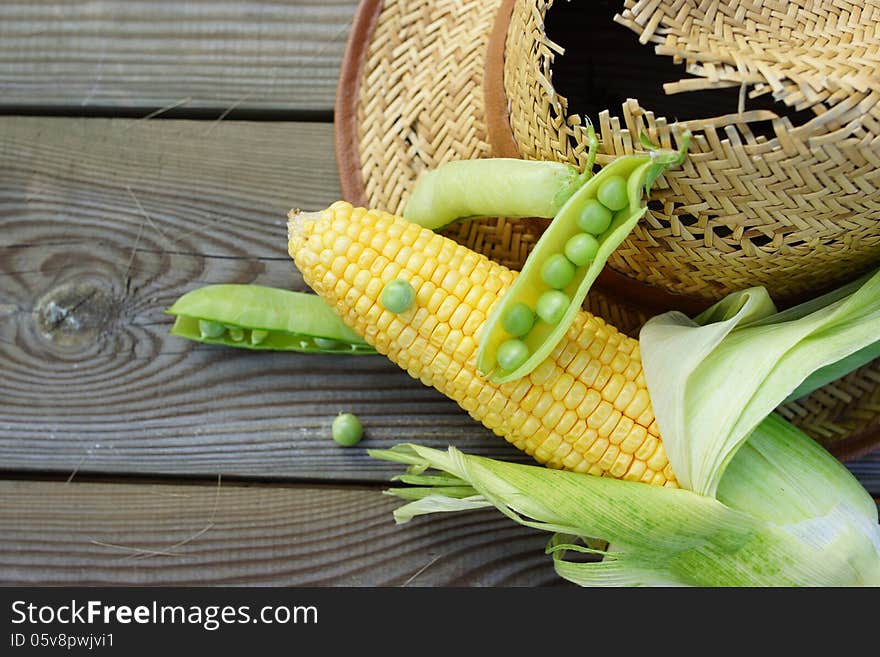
<box><xmin>504</xmin><ymin>0</ymin><xmax>880</xmax><ymax>304</ymax></box>
<box><xmin>354</xmin><ymin>0</ymin><xmax>550</xmax><ymax>270</ymax></box>
<box><xmin>343</xmin><ymin>0</ymin><xmax>880</xmax><ymax>454</ymax></box>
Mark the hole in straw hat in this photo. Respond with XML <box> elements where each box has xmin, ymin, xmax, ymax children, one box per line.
<box><xmin>544</xmin><ymin>0</ymin><xmax>817</xmax><ymax>139</ymax></box>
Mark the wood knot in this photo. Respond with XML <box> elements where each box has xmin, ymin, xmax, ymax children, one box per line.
<box><xmin>34</xmin><ymin>282</ymin><xmax>118</xmax><ymax>348</ymax></box>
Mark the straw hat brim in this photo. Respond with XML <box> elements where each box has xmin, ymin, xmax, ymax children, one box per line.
<box><xmin>333</xmin><ymin>0</ymin><xmax>880</xmax><ymax>462</ymax></box>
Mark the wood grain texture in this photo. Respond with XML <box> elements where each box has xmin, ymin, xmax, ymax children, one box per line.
<box><xmin>0</xmin><ymin>478</ymin><xmax>563</xmax><ymax>586</ymax></box>
<box><xmin>0</xmin><ymin>116</ymin><xmax>530</xmax><ymax>482</ymax></box>
<box><xmin>0</xmin><ymin>0</ymin><xmax>358</xmax><ymax>113</ymax></box>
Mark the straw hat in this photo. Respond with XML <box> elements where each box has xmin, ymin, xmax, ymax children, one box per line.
<box><xmin>334</xmin><ymin>0</ymin><xmax>880</xmax><ymax>460</ymax></box>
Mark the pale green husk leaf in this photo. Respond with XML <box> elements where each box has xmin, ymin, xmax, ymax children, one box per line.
<box><xmin>370</xmin><ymin>444</ymin><xmax>880</xmax><ymax>586</ymax></box>
<box><xmin>640</xmin><ymin>267</ymin><xmax>880</xmax><ymax>495</ymax></box>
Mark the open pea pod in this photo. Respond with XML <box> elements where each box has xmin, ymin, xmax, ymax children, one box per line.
<box><xmin>476</xmin><ymin>134</ymin><xmax>690</xmax><ymax>383</ymax></box>
<box><xmin>166</xmin><ymin>284</ymin><xmax>376</xmax><ymax>354</ymax></box>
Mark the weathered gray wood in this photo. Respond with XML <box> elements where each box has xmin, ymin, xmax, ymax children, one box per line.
<box><xmin>0</xmin><ymin>0</ymin><xmax>358</xmax><ymax>113</ymax></box>
<box><xmin>0</xmin><ymin>478</ymin><xmax>564</xmax><ymax>586</ymax></box>
<box><xmin>0</xmin><ymin>116</ymin><xmax>529</xmax><ymax>482</ymax></box>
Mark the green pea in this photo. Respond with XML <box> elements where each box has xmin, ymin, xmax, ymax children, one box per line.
<box><xmin>502</xmin><ymin>302</ymin><xmax>536</xmax><ymax>337</ymax></box>
<box><xmin>535</xmin><ymin>290</ymin><xmax>570</xmax><ymax>325</ymax></box>
<box><xmin>250</xmin><ymin>329</ymin><xmax>269</xmax><ymax>345</ymax></box>
<box><xmin>575</xmin><ymin>199</ymin><xmax>613</xmax><ymax>235</ymax></box>
<box><xmin>496</xmin><ymin>339</ymin><xmax>530</xmax><ymax>372</ymax></box>
<box><xmin>313</xmin><ymin>337</ymin><xmax>341</xmax><ymax>349</ymax></box>
<box><xmin>198</xmin><ymin>319</ymin><xmax>225</xmax><ymax>338</ymax></box>
<box><xmin>564</xmin><ymin>233</ymin><xmax>600</xmax><ymax>267</ymax></box>
<box><xmin>332</xmin><ymin>412</ymin><xmax>364</xmax><ymax>447</ymax></box>
<box><xmin>597</xmin><ymin>175</ymin><xmax>629</xmax><ymax>211</ymax></box>
<box><xmin>380</xmin><ymin>279</ymin><xmax>415</xmax><ymax>313</ymax></box>
<box><xmin>226</xmin><ymin>326</ymin><xmax>244</xmax><ymax>342</ymax></box>
<box><xmin>540</xmin><ymin>254</ymin><xmax>576</xmax><ymax>289</ymax></box>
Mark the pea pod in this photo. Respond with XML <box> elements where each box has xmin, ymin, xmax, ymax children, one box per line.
<box><xmin>166</xmin><ymin>284</ymin><xmax>376</xmax><ymax>354</ymax></box>
<box><xmin>403</xmin><ymin>125</ymin><xmax>599</xmax><ymax>230</ymax></box>
<box><xmin>476</xmin><ymin>132</ymin><xmax>691</xmax><ymax>383</ymax></box>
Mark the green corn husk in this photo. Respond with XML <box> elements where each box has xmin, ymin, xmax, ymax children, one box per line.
<box><xmin>639</xmin><ymin>267</ymin><xmax>880</xmax><ymax>496</ymax></box>
<box><xmin>371</xmin><ymin>267</ymin><xmax>880</xmax><ymax>587</ymax></box>
<box><xmin>370</xmin><ymin>440</ymin><xmax>880</xmax><ymax>586</ymax></box>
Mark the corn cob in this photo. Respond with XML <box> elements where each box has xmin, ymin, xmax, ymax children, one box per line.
<box><xmin>289</xmin><ymin>201</ymin><xmax>678</xmax><ymax>487</ymax></box>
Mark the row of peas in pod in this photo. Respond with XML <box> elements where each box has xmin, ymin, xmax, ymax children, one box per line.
<box><xmin>198</xmin><ymin>319</ymin><xmax>270</xmax><ymax>345</ymax></box>
<box><xmin>495</xmin><ymin>175</ymin><xmax>630</xmax><ymax>374</ymax></box>
<box><xmin>196</xmin><ymin>318</ymin><xmax>369</xmax><ymax>352</ymax></box>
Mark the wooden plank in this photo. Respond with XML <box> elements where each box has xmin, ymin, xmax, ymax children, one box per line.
<box><xmin>0</xmin><ymin>116</ymin><xmax>529</xmax><ymax>482</ymax></box>
<box><xmin>0</xmin><ymin>478</ymin><xmax>563</xmax><ymax>586</ymax></box>
<box><xmin>0</xmin><ymin>0</ymin><xmax>358</xmax><ymax>113</ymax></box>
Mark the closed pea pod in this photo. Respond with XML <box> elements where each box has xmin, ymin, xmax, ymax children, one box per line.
<box><xmin>403</xmin><ymin>125</ymin><xmax>599</xmax><ymax>230</ymax></box>
<box><xmin>166</xmin><ymin>284</ymin><xmax>376</xmax><ymax>354</ymax></box>
<box><xmin>476</xmin><ymin>132</ymin><xmax>691</xmax><ymax>383</ymax></box>
<box><xmin>404</xmin><ymin>159</ymin><xmax>586</xmax><ymax>230</ymax></box>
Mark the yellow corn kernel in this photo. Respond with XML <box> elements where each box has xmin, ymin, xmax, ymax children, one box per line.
<box><xmin>623</xmin><ymin>459</ymin><xmax>647</xmax><ymax>482</ymax></box>
<box><xmin>609</xmin><ymin>450</ymin><xmax>634</xmax><ymax>478</ymax></box>
<box><xmin>620</xmin><ymin>423</ymin><xmax>649</xmax><ymax>455</ymax></box>
<box><xmin>587</xmin><ymin>400</ymin><xmax>615</xmax><ymax>430</ymax></box>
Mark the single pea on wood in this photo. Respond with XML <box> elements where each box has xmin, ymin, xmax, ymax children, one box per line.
<box><xmin>332</xmin><ymin>412</ymin><xmax>364</xmax><ymax>447</ymax></box>
<box><xmin>477</xmin><ymin>132</ymin><xmax>691</xmax><ymax>383</ymax></box>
